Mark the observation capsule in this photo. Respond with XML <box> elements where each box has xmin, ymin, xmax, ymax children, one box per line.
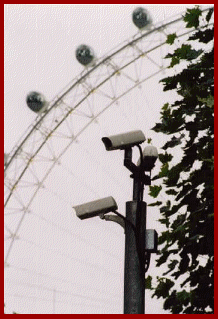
<box><xmin>132</xmin><ymin>7</ymin><xmax>152</xmax><ymax>29</ymax></box>
<box><xmin>76</xmin><ymin>44</ymin><xmax>95</xmax><ymax>66</ymax></box>
<box><xmin>26</xmin><ymin>91</ymin><xmax>47</xmax><ymax>113</ymax></box>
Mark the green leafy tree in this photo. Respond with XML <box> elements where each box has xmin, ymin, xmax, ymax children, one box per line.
<box><xmin>147</xmin><ymin>7</ymin><xmax>214</xmax><ymax>314</ymax></box>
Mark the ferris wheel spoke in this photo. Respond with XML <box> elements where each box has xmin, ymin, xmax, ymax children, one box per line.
<box><xmin>27</xmin><ymin>211</ymin><xmax>122</xmax><ymax>259</ymax></box>
<box><xmin>6</xmin><ymin>265</ymin><xmax>122</xmax><ymax>300</ymax></box>
<box><xmin>4</xmin><ymin>223</ymin><xmax>14</xmax><ymax>236</ymax></box>
<box><xmin>5</xmin><ymin>278</ymin><xmax>121</xmax><ymax>303</ymax></box>
<box><xmin>72</xmin><ymin>143</ymin><xmax>130</xmax><ymax>198</ymax></box>
<box><xmin>17</xmin><ymin>237</ymin><xmax>120</xmax><ymax>276</ymax></box>
<box><xmin>82</xmin><ymin>95</ymin><xmax>95</xmax><ymax>117</ymax></box>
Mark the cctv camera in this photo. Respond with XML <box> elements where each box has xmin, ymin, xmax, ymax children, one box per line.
<box><xmin>137</xmin><ymin>145</ymin><xmax>158</xmax><ymax>171</ymax></box>
<box><xmin>102</xmin><ymin>130</ymin><xmax>145</xmax><ymax>151</ymax></box>
<box><xmin>73</xmin><ymin>196</ymin><xmax>118</xmax><ymax>220</ymax></box>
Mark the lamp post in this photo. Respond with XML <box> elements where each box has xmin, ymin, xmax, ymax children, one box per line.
<box><xmin>73</xmin><ymin>130</ymin><xmax>158</xmax><ymax>314</ymax></box>
<box><xmin>123</xmin><ymin>147</ymin><xmax>149</xmax><ymax>314</ymax></box>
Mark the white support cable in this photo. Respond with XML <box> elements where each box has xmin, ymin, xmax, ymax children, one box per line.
<box><xmin>5</xmin><ymin>267</ymin><xmax>121</xmax><ymax>300</ymax></box>
<box><xmin>5</xmin><ymin>280</ymin><xmax>121</xmax><ymax>305</ymax></box>
<box><xmin>4</xmin><ymin>293</ymin><xmax>120</xmax><ymax>313</ymax></box>
<box><xmin>60</xmin><ymin>147</ymin><xmax>129</xmax><ymax>200</ymax></box>
<box><xmin>28</xmin><ymin>211</ymin><xmax>122</xmax><ymax>260</ymax></box>
<box><xmin>17</xmin><ymin>236</ymin><xmax>121</xmax><ymax>276</ymax></box>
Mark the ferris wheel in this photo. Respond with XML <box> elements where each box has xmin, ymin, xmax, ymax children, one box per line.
<box><xmin>4</xmin><ymin>6</ymin><xmax>213</xmax><ymax>314</ymax></box>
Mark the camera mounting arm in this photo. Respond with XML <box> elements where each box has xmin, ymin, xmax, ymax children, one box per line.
<box><xmin>100</xmin><ymin>213</ymin><xmax>126</xmax><ymax>231</ymax></box>
<box><xmin>124</xmin><ymin>147</ymin><xmax>151</xmax><ymax>186</ymax></box>
<box><xmin>100</xmin><ymin>210</ymin><xmax>136</xmax><ymax>234</ymax></box>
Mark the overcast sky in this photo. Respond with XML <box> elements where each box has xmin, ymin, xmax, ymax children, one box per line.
<box><xmin>4</xmin><ymin>4</ymin><xmax>208</xmax><ymax>314</ymax></box>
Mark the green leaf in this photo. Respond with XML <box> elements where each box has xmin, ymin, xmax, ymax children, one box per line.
<box><xmin>158</xmin><ymin>230</ymin><xmax>170</xmax><ymax>245</ymax></box>
<box><xmin>198</xmin><ymin>95</ymin><xmax>214</xmax><ymax>108</ymax></box>
<box><xmin>179</xmin><ymin>254</ymin><xmax>190</xmax><ymax>273</ymax></box>
<box><xmin>148</xmin><ymin>201</ymin><xmax>162</xmax><ymax>207</ymax></box>
<box><xmin>183</xmin><ymin>7</ymin><xmax>202</xmax><ymax>28</ymax></box>
<box><xmin>177</xmin><ymin>290</ymin><xmax>190</xmax><ymax>306</ymax></box>
<box><xmin>163</xmin><ymin>290</ymin><xmax>177</xmax><ymax>311</ymax></box>
<box><xmin>206</xmin><ymin>7</ymin><xmax>214</xmax><ymax>23</ymax></box>
<box><xmin>160</xmin><ymin>200</ymin><xmax>171</xmax><ymax>216</ymax></box>
<box><xmin>163</xmin><ymin>259</ymin><xmax>179</xmax><ymax>275</ymax></box>
<box><xmin>158</xmin><ymin>152</ymin><xmax>173</xmax><ymax>164</ymax></box>
<box><xmin>166</xmin><ymin>33</ymin><xmax>177</xmax><ymax>45</ymax></box>
<box><xmin>171</xmin><ymin>44</ymin><xmax>203</xmax><ymax>62</ymax></box>
<box><xmin>158</xmin><ymin>163</ymin><xmax>169</xmax><ymax>178</ymax></box>
<box><xmin>187</xmin><ymin>48</ymin><xmax>203</xmax><ymax>61</ymax></box>
<box><xmin>166</xmin><ymin>189</ymin><xmax>177</xmax><ymax>196</ymax></box>
<box><xmin>166</xmin><ymin>164</ymin><xmax>182</xmax><ymax>186</ymax></box>
<box><xmin>177</xmin><ymin>44</ymin><xmax>192</xmax><ymax>59</ymax></box>
<box><xmin>153</xmin><ymin>278</ymin><xmax>175</xmax><ymax>299</ymax></box>
<box><xmin>160</xmin><ymin>74</ymin><xmax>178</xmax><ymax>91</ymax></box>
<box><xmin>152</xmin><ymin>122</ymin><xmax>164</xmax><ymax>133</ymax></box>
<box><xmin>162</xmin><ymin>103</ymin><xmax>170</xmax><ymax>111</ymax></box>
<box><xmin>189</xmin><ymin>28</ymin><xmax>214</xmax><ymax>44</ymax></box>
<box><xmin>169</xmin><ymin>56</ymin><xmax>180</xmax><ymax>68</ymax></box>
<box><xmin>156</xmin><ymin>250</ymin><xmax>171</xmax><ymax>267</ymax></box>
<box><xmin>158</xmin><ymin>217</ymin><xmax>170</xmax><ymax>228</ymax></box>
<box><xmin>145</xmin><ymin>275</ymin><xmax>153</xmax><ymax>289</ymax></box>
<box><xmin>149</xmin><ymin>185</ymin><xmax>162</xmax><ymax>198</ymax></box>
<box><xmin>162</xmin><ymin>134</ymin><xmax>185</xmax><ymax>150</ymax></box>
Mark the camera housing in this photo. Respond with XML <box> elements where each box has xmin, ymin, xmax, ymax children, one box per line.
<box><xmin>73</xmin><ymin>196</ymin><xmax>118</xmax><ymax>220</ymax></box>
<box><xmin>137</xmin><ymin>145</ymin><xmax>158</xmax><ymax>171</ymax></box>
<box><xmin>102</xmin><ymin>130</ymin><xmax>145</xmax><ymax>151</ymax></box>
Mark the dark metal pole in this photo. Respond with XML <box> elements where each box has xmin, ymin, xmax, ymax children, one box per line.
<box><xmin>124</xmin><ymin>178</ymin><xmax>147</xmax><ymax>314</ymax></box>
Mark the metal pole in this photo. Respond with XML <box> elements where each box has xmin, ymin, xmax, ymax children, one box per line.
<box><xmin>124</xmin><ymin>177</ymin><xmax>147</xmax><ymax>314</ymax></box>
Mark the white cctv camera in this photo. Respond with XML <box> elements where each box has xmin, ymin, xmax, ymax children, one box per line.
<box><xmin>73</xmin><ymin>196</ymin><xmax>118</xmax><ymax>220</ymax></box>
<box><xmin>137</xmin><ymin>145</ymin><xmax>158</xmax><ymax>171</ymax></box>
<box><xmin>102</xmin><ymin>130</ymin><xmax>145</xmax><ymax>151</ymax></box>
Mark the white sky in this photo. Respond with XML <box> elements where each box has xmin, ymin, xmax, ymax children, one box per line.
<box><xmin>4</xmin><ymin>4</ymin><xmax>210</xmax><ymax>314</ymax></box>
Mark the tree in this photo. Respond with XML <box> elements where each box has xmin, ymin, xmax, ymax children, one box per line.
<box><xmin>147</xmin><ymin>6</ymin><xmax>214</xmax><ymax>314</ymax></box>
